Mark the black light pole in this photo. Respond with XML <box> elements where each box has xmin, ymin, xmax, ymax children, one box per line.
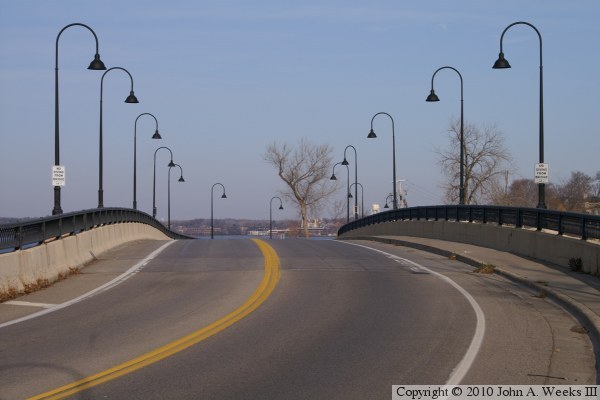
<box><xmin>426</xmin><ymin>66</ymin><xmax>465</xmax><ymax>205</ymax></box>
<box><xmin>342</xmin><ymin>145</ymin><xmax>358</xmax><ymax>219</ymax></box>
<box><xmin>53</xmin><ymin>23</ymin><xmax>106</xmax><ymax>215</ymax></box>
<box><xmin>349</xmin><ymin>182</ymin><xmax>364</xmax><ymax>218</ymax></box>
<box><xmin>330</xmin><ymin>162</ymin><xmax>351</xmax><ymax>223</ymax></box>
<box><xmin>98</xmin><ymin>67</ymin><xmax>139</xmax><ymax>208</ymax></box>
<box><xmin>493</xmin><ymin>21</ymin><xmax>546</xmax><ymax>209</ymax></box>
<box><xmin>211</xmin><ymin>183</ymin><xmax>227</xmax><ymax>239</ymax></box>
<box><xmin>269</xmin><ymin>196</ymin><xmax>284</xmax><ymax>239</ymax></box>
<box><xmin>167</xmin><ymin>164</ymin><xmax>184</xmax><ymax>230</ymax></box>
<box><xmin>133</xmin><ymin>113</ymin><xmax>161</xmax><ymax>209</ymax></box>
<box><xmin>368</xmin><ymin>112</ymin><xmax>398</xmax><ymax>209</ymax></box>
<box><xmin>153</xmin><ymin>146</ymin><xmax>175</xmax><ymax>218</ymax></box>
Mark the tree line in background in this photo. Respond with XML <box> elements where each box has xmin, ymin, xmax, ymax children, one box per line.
<box><xmin>439</xmin><ymin>119</ymin><xmax>600</xmax><ymax>214</ymax></box>
<box><xmin>488</xmin><ymin>171</ymin><xmax>600</xmax><ymax>212</ymax></box>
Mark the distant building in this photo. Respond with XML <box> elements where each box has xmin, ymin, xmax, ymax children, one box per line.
<box><xmin>371</xmin><ymin>204</ymin><xmax>381</xmax><ymax>214</ymax></box>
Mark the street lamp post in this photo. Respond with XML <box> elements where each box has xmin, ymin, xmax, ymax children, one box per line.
<box><xmin>53</xmin><ymin>23</ymin><xmax>106</xmax><ymax>215</ymax></box>
<box><xmin>330</xmin><ymin>162</ymin><xmax>351</xmax><ymax>223</ymax></box>
<box><xmin>426</xmin><ymin>66</ymin><xmax>465</xmax><ymax>205</ymax></box>
<box><xmin>167</xmin><ymin>164</ymin><xmax>184</xmax><ymax>230</ymax></box>
<box><xmin>384</xmin><ymin>194</ymin><xmax>394</xmax><ymax>209</ymax></box>
<box><xmin>98</xmin><ymin>67</ymin><xmax>139</xmax><ymax>208</ymax></box>
<box><xmin>211</xmin><ymin>183</ymin><xmax>227</xmax><ymax>239</ymax></box>
<box><xmin>349</xmin><ymin>182</ymin><xmax>364</xmax><ymax>218</ymax></box>
<box><xmin>368</xmin><ymin>112</ymin><xmax>398</xmax><ymax>210</ymax></box>
<box><xmin>493</xmin><ymin>21</ymin><xmax>546</xmax><ymax>209</ymax></box>
<box><xmin>269</xmin><ymin>196</ymin><xmax>284</xmax><ymax>239</ymax></box>
<box><xmin>153</xmin><ymin>146</ymin><xmax>175</xmax><ymax>218</ymax></box>
<box><xmin>133</xmin><ymin>113</ymin><xmax>161</xmax><ymax>209</ymax></box>
<box><xmin>341</xmin><ymin>145</ymin><xmax>358</xmax><ymax>219</ymax></box>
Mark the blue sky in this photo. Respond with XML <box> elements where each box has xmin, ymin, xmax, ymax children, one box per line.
<box><xmin>1</xmin><ymin>0</ymin><xmax>598</xmax><ymax>220</ymax></box>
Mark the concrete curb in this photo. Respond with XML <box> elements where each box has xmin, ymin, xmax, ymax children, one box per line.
<box><xmin>344</xmin><ymin>236</ymin><xmax>600</xmax><ymax>367</ymax></box>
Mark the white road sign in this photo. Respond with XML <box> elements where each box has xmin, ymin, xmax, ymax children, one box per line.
<box><xmin>534</xmin><ymin>163</ymin><xmax>549</xmax><ymax>184</ymax></box>
<box><xmin>52</xmin><ymin>165</ymin><xmax>66</xmax><ymax>186</ymax></box>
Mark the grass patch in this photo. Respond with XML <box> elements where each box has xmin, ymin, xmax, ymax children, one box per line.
<box><xmin>571</xmin><ymin>325</ymin><xmax>588</xmax><ymax>334</ymax></box>
<box><xmin>0</xmin><ymin>286</ymin><xmax>19</xmax><ymax>302</ymax></box>
<box><xmin>0</xmin><ymin>266</ymin><xmax>81</xmax><ymax>303</ymax></box>
<box><xmin>474</xmin><ymin>263</ymin><xmax>496</xmax><ymax>274</ymax></box>
<box><xmin>568</xmin><ymin>257</ymin><xmax>583</xmax><ymax>272</ymax></box>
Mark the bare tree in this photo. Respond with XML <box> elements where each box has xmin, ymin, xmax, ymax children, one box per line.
<box><xmin>263</xmin><ymin>138</ymin><xmax>338</xmax><ymax>238</ymax></box>
<box><xmin>436</xmin><ymin>120</ymin><xmax>513</xmax><ymax>205</ymax></box>
<box><xmin>558</xmin><ymin>171</ymin><xmax>593</xmax><ymax>212</ymax></box>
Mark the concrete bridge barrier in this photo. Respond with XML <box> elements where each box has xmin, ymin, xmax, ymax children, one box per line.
<box><xmin>339</xmin><ymin>219</ymin><xmax>600</xmax><ymax>275</ymax></box>
<box><xmin>0</xmin><ymin>222</ymin><xmax>170</xmax><ymax>297</ymax></box>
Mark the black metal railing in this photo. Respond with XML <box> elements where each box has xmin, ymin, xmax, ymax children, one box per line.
<box><xmin>0</xmin><ymin>208</ymin><xmax>192</xmax><ymax>252</ymax></box>
<box><xmin>338</xmin><ymin>205</ymin><xmax>600</xmax><ymax>241</ymax></box>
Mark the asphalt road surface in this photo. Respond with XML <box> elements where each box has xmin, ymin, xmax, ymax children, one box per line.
<box><xmin>0</xmin><ymin>238</ymin><xmax>594</xmax><ymax>399</ymax></box>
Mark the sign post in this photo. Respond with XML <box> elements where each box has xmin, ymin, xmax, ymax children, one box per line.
<box><xmin>52</xmin><ymin>165</ymin><xmax>66</xmax><ymax>187</ymax></box>
<box><xmin>534</xmin><ymin>163</ymin><xmax>549</xmax><ymax>184</ymax></box>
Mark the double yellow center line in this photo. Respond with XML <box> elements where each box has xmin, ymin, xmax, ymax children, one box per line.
<box><xmin>29</xmin><ymin>238</ymin><xmax>280</xmax><ymax>400</ymax></box>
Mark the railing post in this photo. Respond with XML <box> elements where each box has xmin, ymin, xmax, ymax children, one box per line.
<box><xmin>516</xmin><ymin>208</ymin><xmax>522</xmax><ymax>228</ymax></box>
<box><xmin>581</xmin><ymin>216</ymin><xmax>588</xmax><ymax>240</ymax></box>
<box><xmin>536</xmin><ymin>210</ymin><xmax>542</xmax><ymax>231</ymax></box>
<box><xmin>17</xmin><ymin>225</ymin><xmax>23</xmax><ymax>250</ymax></box>
<box><xmin>557</xmin><ymin>213</ymin><xmax>564</xmax><ymax>236</ymax></box>
<box><xmin>40</xmin><ymin>220</ymin><xmax>46</xmax><ymax>245</ymax></box>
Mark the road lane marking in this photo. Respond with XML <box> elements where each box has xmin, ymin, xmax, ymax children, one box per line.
<box><xmin>339</xmin><ymin>240</ymin><xmax>485</xmax><ymax>385</ymax></box>
<box><xmin>0</xmin><ymin>240</ymin><xmax>176</xmax><ymax>330</ymax></box>
<box><xmin>28</xmin><ymin>238</ymin><xmax>280</xmax><ymax>400</ymax></box>
<box><xmin>4</xmin><ymin>301</ymin><xmax>57</xmax><ymax>308</ymax></box>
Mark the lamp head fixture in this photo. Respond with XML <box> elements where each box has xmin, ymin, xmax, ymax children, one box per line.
<box><xmin>493</xmin><ymin>52</ymin><xmax>511</xmax><ymax>69</ymax></box>
<box><xmin>221</xmin><ymin>193</ymin><xmax>227</xmax><ymax>199</ymax></box>
<box><xmin>178</xmin><ymin>176</ymin><xmax>185</xmax><ymax>182</ymax></box>
<box><xmin>279</xmin><ymin>205</ymin><xmax>284</xmax><ymax>210</ymax></box>
<box><xmin>367</xmin><ymin>129</ymin><xmax>377</xmax><ymax>139</ymax></box>
<box><xmin>330</xmin><ymin>174</ymin><xmax>337</xmax><ymax>180</ymax></box>
<box><xmin>125</xmin><ymin>91</ymin><xmax>139</xmax><ymax>103</ymax></box>
<box><xmin>426</xmin><ymin>89</ymin><xmax>440</xmax><ymax>102</ymax></box>
<box><xmin>341</xmin><ymin>158</ymin><xmax>349</xmax><ymax>166</ymax></box>
<box><xmin>88</xmin><ymin>54</ymin><xmax>106</xmax><ymax>70</ymax></box>
<box><xmin>168</xmin><ymin>160</ymin><xmax>175</xmax><ymax>167</ymax></box>
<box><xmin>152</xmin><ymin>130</ymin><xmax>161</xmax><ymax>139</ymax></box>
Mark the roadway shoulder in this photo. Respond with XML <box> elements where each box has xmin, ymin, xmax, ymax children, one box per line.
<box><xmin>341</xmin><ymin>235</ymin><xmax>600</xmax><ymax>367</ymax></box>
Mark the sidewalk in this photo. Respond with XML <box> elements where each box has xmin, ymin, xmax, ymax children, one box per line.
<box><xmin>348</xmin><ymin>235</ymin><xmax>600</xmax><ymax>358</ymax></box>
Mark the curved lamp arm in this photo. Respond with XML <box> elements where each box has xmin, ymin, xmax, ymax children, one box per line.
<box><xmin>368</xmin><ymin>112</ymin><xmax>398</xmax><ymax>210</ymax></box>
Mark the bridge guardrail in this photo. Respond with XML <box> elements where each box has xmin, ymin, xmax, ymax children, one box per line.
<box><xmin>337</xmin><ymin>205</ymin><xmax>600</xmax><ymax>241</ymax></box>
<box><xmin>0</xmin><ymin>207</ymin><xmax>192</xmax><ymax>252</ymax></box>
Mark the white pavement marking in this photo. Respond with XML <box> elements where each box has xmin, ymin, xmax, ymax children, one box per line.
<box><xmin>339</xmin><ymin>241</ymin><xmax>486</xmax><ymax>385</ymax></box>
<box><xmin>4</xmin><ymin>300</ymin><xmax>56</xmax><ymax>309</ymax></box>
<box><xmin>0</xmin><ymin>240</ymin><xmax>176</xmax><ymax>330</ymax></box>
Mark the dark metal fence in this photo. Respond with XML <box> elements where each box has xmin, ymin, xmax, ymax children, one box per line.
<box><xmin>0</xmin><ymin>208</ymin><xmax>191</xmax><ymax>252</ymax></box>
<box><xmin>338</xmin><ymin>205</ymin><xmax>600</xmax><ymax>241</ymax></box>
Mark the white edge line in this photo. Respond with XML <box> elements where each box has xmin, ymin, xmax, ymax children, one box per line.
<box><xmin>338</xmin><ymin>240</ymin><xmax>485</xmax><ymax>385</ymax></box>
<box><xmin>4</xmin><ymin>300</ymin><xmax>57</xmax><ymax>309</ymax></box>
<box><xmin>0</xmin><ymin>240</ymin><xmax>176</xmax><ymax>330</ymax></box>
